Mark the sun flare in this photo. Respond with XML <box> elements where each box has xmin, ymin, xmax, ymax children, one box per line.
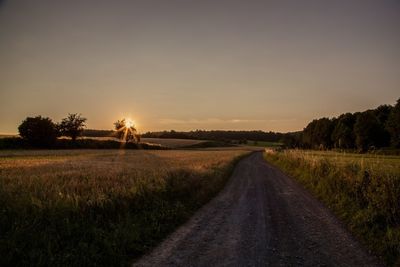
<box><xmin>125</xmin><ymin>118</ymin><xmax>134</xmax><ymax>128</ymax></box>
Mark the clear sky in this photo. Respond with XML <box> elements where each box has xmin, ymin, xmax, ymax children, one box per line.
<box><xmin>0</xmin><ymin>0</ymin><xmax>399</xmax><ymax>133</ymax></box>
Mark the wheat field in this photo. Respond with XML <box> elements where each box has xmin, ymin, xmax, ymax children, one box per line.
<box><xmin>0</xmin><ymin>149</ymin><xmax>246</xmax><ymax>202</ymax></box>
<box><xmin>0</xmin><ymin>149</ymin><xmax>250</xmax><ymax>266</ymax></box>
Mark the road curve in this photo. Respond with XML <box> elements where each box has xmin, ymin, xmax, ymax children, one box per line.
<box><xmin>134</xmin><ymin>152</ymin><xmax>381</xmax><ymax>267</ymax></box>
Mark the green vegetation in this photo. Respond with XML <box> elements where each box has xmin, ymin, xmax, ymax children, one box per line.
<box><xmin>285</xmin><ymin>97</ymin><xmax>400</xmax><ymax>151</ymax></box>
<box><xmin>264</xmin><ymin>150</ymin><xmax>400</xmax><ymax>266</ymax></box>
<box><xmin>183</xmin><ymin>140</ymin><xmax>235</xmax><ymax>149</ymax></box>
<box><xmin>142</xmin><ymin>130</ymin><xmax>285</xmax><ymax>144</ymax></box>
<box><xmin>141</xmin><ymin>138</ymin><xmax>207</xmax><ymax>148</ymax></box>
<box><xmin>245</xmin><ymin>140</ymin><xmax>283</xmax><ymax>147</ymax></box>
<box><xmin>0</xmin><ymin>149</ymin><xmax>249</xmax><ymax>266</ymax></box>
<box><xmin>0</xmin><ymin>137</ymin><xmax>166</xmax><ymax>150</ymax></box>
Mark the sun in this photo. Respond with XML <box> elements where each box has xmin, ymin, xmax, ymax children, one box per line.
<box><xmin>125</xmin><ymin>118</ymin><xmax>134</xmax><ymax>128</ymax></box>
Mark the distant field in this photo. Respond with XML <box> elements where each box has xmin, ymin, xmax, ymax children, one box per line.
<box><xmin>245</xmin><ymin>140</ymin><xmax>283</xmax><ymax>147</ymax></box>
<box><xmin>0</xmin><ymin>134</ymin><xmax>17</xmax><ymax>138</ymax></box>
<box><xmin>71</xmin><ymin>136</ymin><xmax>207</xmax><ymax>148</ymax></box>
<box><xmin>141</xmin><ymin>138</ymin><xmax>206</xmax><ymax>148</ymax></box>
<box><xmin>0</xmin><ymin>135</ymin><xmax>209</xmax><ymax>149</ymax></box>
<box><xmin>0</xmin><ymin>135</ymin><xmax>277</xmax><ymax>149</ymax></box>
<box><xmin>0</xmin><ymin>149</ymin><xmax>249</xmax><ymax>266</ymax></box>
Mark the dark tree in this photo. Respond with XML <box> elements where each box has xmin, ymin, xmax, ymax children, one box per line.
<box><xmin>374</xmin><ymin>105</ymin><xmax>393</xmax><ymax>125</ymax></box>
<box><xmin>59</xmin><ymin>113</ymin><xmax>87</xmax><ymax>141</ymax></box>
<box><xmin>114</xmin><ymin>119</ymin><xmax>139</xmax><ymax>143</ymax></box>
<box><xmin>280</xmin><ymin>132</ymin><xmax>302</xmax><ymax>148</ymax></box>
<box><xmin>18</xmin><ymin>116</ymin><xmax>58</xmax><ymax>147</ymax></box>
<box><xmin>302</xmin><ymin>118</ymin><xmax>334</xmax><ymax>149</ymax></box>
<box><xmin>354</xmin><ymin>111</ymin><xmax>383</xmax><ymax>152</ymax></box>
<box><xmin>386</xmin><ymin>98</ymin><xmax>400</xmax><ymax>147</ymax></box>
<box><xmin>373</xmin><ymin>105</ymin><xmax>392</xmax><ymax>147</ymax></box>
<box><xmin>302</xmin><ymin>120</ymin><xmax>318</xmax><ymax>148</ymax></box>
<box><xmin>331</xmin><ymin>113</ymin><xmax>356</xmax><ymax>149</ymax></box>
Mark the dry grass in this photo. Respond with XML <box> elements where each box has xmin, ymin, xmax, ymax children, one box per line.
<box><xmin>280</xmin><ymin>149</ymin><xmax>400</xmax><ymax>176</ymax></box>
<box><xmin>0</xmin><ymin>149</ymin><xmax>249</xmax><ymax>266</ymax></box>
<box><xmin>0</xmin><ymin>150</ymin><xmax>246</xmax><ymax>204</ymax></box>
<box><xmin>265</xmin><ymin>150</ymin><xmax>400</xmax><ymax>266</ymax></box>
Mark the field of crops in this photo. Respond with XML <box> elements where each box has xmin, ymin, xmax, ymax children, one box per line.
<box><xmin>79</xmin><ymin>137</ymin><xmax>208</xmax><ymax>148</ymax></box>
<box><xmin>0</xmin><ymin>149</ymin><xmax>249</xmax><ymax>266</ymax></box>
<box><xmin>245</xmin><ymin>140</ymin><xmax>283</xmax><ymax>147</ymax></box>
<box><xmin>140</xmin><ymin>138</ymin><xmax>207</xmax><ymax>148</ymax></box>
<box><xmin>264</xmin><ymin>149</ymin><xmax>400</xmax><ymax>265</ymax></box>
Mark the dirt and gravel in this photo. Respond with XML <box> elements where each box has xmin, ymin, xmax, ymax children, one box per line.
<box><xmin>134</xmin><ymin>152</ymin><xmax>381</xmax><ymax>267</ymax></box>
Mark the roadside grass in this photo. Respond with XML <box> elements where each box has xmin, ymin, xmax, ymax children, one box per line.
<box><xmin>0</xmin><ymin>149</ymin><xmax>249</xmax><ymax>266</ymax></box>
<box><xmin>264</xmin><ymin>149</ymin><xmax>400</xmax><ymax>266</ymax></box>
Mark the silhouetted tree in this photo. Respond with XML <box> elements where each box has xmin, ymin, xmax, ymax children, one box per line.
<box><xmin>354</xmin><ymin>111</ymin><xmax>382</xmax><ymax>152</ymax></box>
<box><xmin>18</xmin><ymin>116</ymin><xmax>58</xmax><ymax>147</ymax></box>
<box><xmin>386</xmin><ymin>98</ymin><xmax>400</xmax><ymax>147</ymax></box>
<box><xmin>141</xmin><ymin>130</ymin><xmax>284</xmax><ymax>142</ymax></box>
<box><xmin>280</xmin><ymin>132</ymin><xmax>302</xmax><ymax>148</ymax></box>
<box><xmin>373</xmin><ymin>105</ymin><xmax>392</xmax><ymax>147</ymax></box>
<box><xmin>331</xmin><ymin>113</ymin><xmax>356</xmax><ymax>149</ymax></box>
<box><xmin>114</xmin><ymin>119</ymin><xmax>139</xmax><ymax>143</ymax></box>
<box><xmin>59</xmin><ymin>113</ymin><xmax>87</xmax><ymax>141</ymax></box>
<box><xmin>302</xmin><ymin>118</ymin><xmax>334</xmax><ymax>149</ymax></box>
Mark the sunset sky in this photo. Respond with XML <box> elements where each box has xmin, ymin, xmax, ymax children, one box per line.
<box><xmin>0</xmin><ymin>0</ymin><xmax>399</xmax><ymax>134</ymax></box>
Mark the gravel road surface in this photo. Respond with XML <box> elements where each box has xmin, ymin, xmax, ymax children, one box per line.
<box><xmin>134</xmin><ymin>152</ymin><xmax>381</xmax><ymax>267</ymax></box>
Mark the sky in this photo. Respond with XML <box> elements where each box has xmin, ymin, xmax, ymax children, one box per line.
<box><xmin>0</xmin><ymin>0</ymin><xmax>399</xmax><ymax>133</ymax></box>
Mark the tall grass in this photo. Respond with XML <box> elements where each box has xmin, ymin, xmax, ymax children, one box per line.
<box><xmin>0</xmin><ymin>149</ymin><xmax>249</xmax><ymax>266</ymax></box>
<box><xmin>264</xmin><ymin>150</ymin><xmax>400</xmax><ymax>266</ymax></box>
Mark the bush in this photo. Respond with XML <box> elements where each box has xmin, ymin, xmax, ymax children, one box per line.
<box><xmin>0</xmin><ymin>137</ymin><xmax>27</xmax><ymax>149</ymax></box>
<box><xmin>18</xmin><ymin>116</ymin><xmax>58</xmax><ymax>147</ymax></box>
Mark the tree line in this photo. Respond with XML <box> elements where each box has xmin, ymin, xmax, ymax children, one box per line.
<box><xmin>16</xmin><ymin>97</ymin><xmax>397</xmax><ymax>151</ymax></box>
<box><xmin>15</xmin><ymin>114</ymin><xmax>141</xmax><ymax>147</ymax></box>
<box><xmin>141</xmin><ymin>130</ymin><xmax>284</xmax><ymax>143</ymax></box>
<box><xmin>284</xmin><ymin>98</ymin><xmax>400</xmax><ymax>151</ymax></box>
<box><xmin>18</xmin><ymin>113</ymin><xmax>87</xmax><ymax>147</ymax></box>
<box><xmin>141</xmin><ymin>98</ymin><xmax>400</xmax><ymax>152</ymax></box>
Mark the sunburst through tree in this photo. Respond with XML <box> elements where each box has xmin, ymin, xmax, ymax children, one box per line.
<box><xmin>114</xmin><ymin>118</ymin><xmax>139</xmax><ymax>143</ymax></box>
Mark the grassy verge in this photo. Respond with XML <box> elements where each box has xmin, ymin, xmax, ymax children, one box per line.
<box><xmin>0</xmin><ymin>150</ymin><xmax>249</xmax><ymax>266</ymax></box>
<box><xmin>264</xmin><ymin>150</ymin><xmax>400</xmax><ymax>266</ymax></box>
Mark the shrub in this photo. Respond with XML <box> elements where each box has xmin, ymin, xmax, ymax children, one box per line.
<box><xmin>18</xmin><ymin>116</ymin><xmax>58</xmax><ymax>147</ymax></box>
<box><xmin>58</xmin><ymin>113</ymin><xmax>87</xmax><ymax>141</ymax></box>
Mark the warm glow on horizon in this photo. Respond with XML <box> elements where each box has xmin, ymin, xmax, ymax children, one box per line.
<box><xmin>115</xmin><ymin>117</ymin><xmax>138</xmax><ymax>143</ymax></box>
<box><xmin>125</xmin><ymin>118</ymin><xmax>135</xmax><ymax>129</ymax></box>
<box><xmin>0</xmin><ymin>1</ymin><xmax>399</xmax><ymax>134</ymax></box>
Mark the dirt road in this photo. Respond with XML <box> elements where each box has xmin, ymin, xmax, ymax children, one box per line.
<box><xmin>134</xmin><ymin>152</ymin><xmax>380</xmax><ymax>266</ymax></box>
